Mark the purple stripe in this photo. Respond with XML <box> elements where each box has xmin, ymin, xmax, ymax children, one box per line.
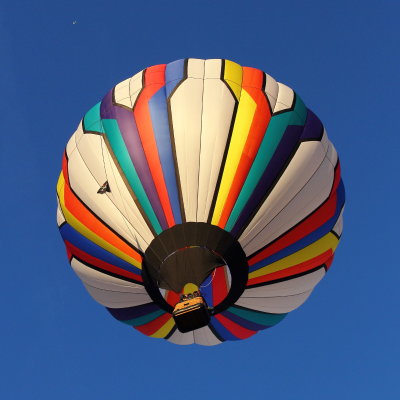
<box><xmin>210</xmin><ymin>316</ymin><xmax>240</xmax><ymax>341</ymax></box>
<box><xmin>106</xmin><ymin>303</ymin><xmax>160</xmax><ymax>321</ymax></box>
<box><xmin>221</xmin><ymin>310</ymin><xmax>267</xmax><ymax>331</ymax></box>
<box><xmin>301</xmin><ymin>109</ymin><xmax>323</xmax><ymax>141</ymax></box>
<box><xmin>101</xmin><ymin>90</ymin><xmax>168</xmax><ymax>230</ymax></box>
<box><xmin>231</xmin><ymin>124</ymin><xmax>304</xmax><ymax>236</ymax></box>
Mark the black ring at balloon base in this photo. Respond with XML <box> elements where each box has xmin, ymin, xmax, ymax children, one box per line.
<box><xmin>142</xmin><ymin>222</ymin><xmax>249</xmax><ymax>315</ymax></box>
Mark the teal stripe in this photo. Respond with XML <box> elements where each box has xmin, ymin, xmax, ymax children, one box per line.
<box><xmin>83</xmin><ymin>102</ymin><xmax>104</xmax><ymax>133</ymax></box>
<box><xmin>225</xmin><ymin>95</ymin><xmax>307</xmax><ymax>231</ymax></box>
<box><xmin>121</xmin><ymin>309</ymin><xmax>165</xmax><ymax>327</ymax></box>
<box><xmin>101</xmin><ymin>119</ymin><xmax>162</xmax><ymax>234</ymax></box>
<box><xmin>229</xmin><ymin>306</ymin><xmax>287</xmax><ymax>327</ymax></box>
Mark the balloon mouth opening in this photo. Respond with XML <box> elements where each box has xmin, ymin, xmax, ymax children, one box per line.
<box><xmin>156</xmin><ymin>245</ymin><xmax>227</xmax><ymax>292</ymax></box>
<box><xmin>142</xmin><ymin>222</ymin><xmax>248</xmax><ymax>316</ymax></box>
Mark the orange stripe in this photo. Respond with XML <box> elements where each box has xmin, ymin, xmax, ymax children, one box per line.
<box><xmin>62</xmin><ymin>157</ymin><xmax>141</xmax><ymax>262</ymax></box>
<box><xmin>133</xmin><ymin>65</ymin><xmax>175</xmax><ymax>227</ymax></box>
<box><xmin>165</xmin><ymin>290</ymin><xmax>181</xmax><ymax>307</ymax></box>
<box><xmin>218</xmin><ymin>68</ymin><xmax>271</xmax><ymax>228</ymax></box>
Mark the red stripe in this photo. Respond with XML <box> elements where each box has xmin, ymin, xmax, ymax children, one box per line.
<box><xmin>214</xmin><ymin>314</ymin><xmax>257</xmax><ymax>340</ymax></box>
<box><xmin>134</xmin><ymin>313</ymin><xmax>172</xmax><ymax>336</ymax></box>
<box><xmin>165</xmin><ymin>290</ymin><xmax>180</xmax><ymax>307</ymax></box>
<box><xmin>212</xmin><ymin>266</ymin><xmax>229</xmax><ymax>306</ymax></box>
<box><xmin>330</xmin><ymin>161</ymin><xmax>341</xmax><ymax>195</ymax></box>
<box><xmin>325</xmin><ymin>254</ymin><xmax>335</xmax><ymax>270</ymax></box>
<box><xmin>65</xmin><ymin>241</ymin><xmax>142</xmax><ymax>283</ymax></box>
<box><xmin>249</xmin><ymin>192</ymin><xmax>337</xmax><ymax>266</ymax></box>
<box><xmin>66</xmin><ymin>246</ymin><xmax>72</xmax><ymax>260</ymax></box>
<box><xmin>133</xmin><ymin>65</ymin><xmax>175</xmax><ymax>227</ymax></box>
<box><xmin>62</xmin><ymin>152</ymin><xmax>70</xmax><ymax>186</ymax></box>
<box><xmin>247</xmin><ymin>250</ymin><xmax>331</xmax><ymax>287</ymax></box>
<box><xmin>218</xmin><ymin>68</ymin><xmax>271</xmax><ymax>228</ymax></box>
<box><xmin>61</xmin><ymin>156</ymin><xmax>142</xmax><ymax>263</ymax></box>
<box><xmin>248</xmin><ymin>163</ymin><xmax>342</xmax><ymax>266</ymax></box>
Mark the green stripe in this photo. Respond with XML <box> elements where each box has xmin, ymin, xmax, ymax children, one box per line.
<box><xmin>121</xmin><ymin>309</ymin><xmax>165</xmax><ymax>327</ymax></box>
<box><xmin>229</xmin><ymin>306</ymin><xmax>287</xmax><ymax>327</ymax></box>
<box><xmin>102</xmin><ymin>119</ymin><xmax>162</xmax><ymax>234</ymax></box>
<box><xmin>83</xmin><ymin>103</ymin><xmax>104</xmax><ymax>133</ymax></box>
<box><xmin>225</xmin><ymin>95</ymin><xmax>307</xmax><ymax>231</ymax></box>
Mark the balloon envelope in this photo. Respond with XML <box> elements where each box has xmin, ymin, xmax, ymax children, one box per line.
<box><xmin>56</xmin><ymin>58</ymin><xmax>345</xmax><ymax>345</ymax></box>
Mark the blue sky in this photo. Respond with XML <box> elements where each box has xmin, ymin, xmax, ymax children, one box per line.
<box><xmin>1</xmin><ymin>0</ymin><xmax>399</xmax><ymax>398</ymax></box>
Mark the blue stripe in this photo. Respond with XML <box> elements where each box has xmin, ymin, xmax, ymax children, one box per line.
<box><xmin>149</xmin><ymin>86</ymin><xmax>182</xmax><ymax>224</ymax></box>
<box><xmin>209</xmin><ymin>316</ymin><xmax>240</xmax><ymax>341</ymax></box>
<box><xmin>122</xmin><ymin>309</ymin><xmax>165</xmax><ymax>327</ymax></box>
<box><xmin>221</xmin><ymin>310</ymin><xmax>267</xmax><ymax>331</ymax></box>
<box><xmin>250</xmin><ymin>181</ymin><xmax>345</xmax><ymax>273</ymax></box>
<box><xmin>107</xmin><ymin>303</ymin><xmax>159</xmax><ymax>321</ymax></box>
<box><xmin>60</xmin><ymin>223</ymin><xmax>142</xmax><ymax>276</ymax></box>
<box><xmin>165</xmin><ymin>59</ymin><xmax>185</xmax><ymax>98</ymax></box>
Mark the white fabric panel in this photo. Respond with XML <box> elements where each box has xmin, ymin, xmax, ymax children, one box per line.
<box><xmin>239</xmin><ymin>141</ymin><xmax>328</xmax><ymax>251</ymax></box>
<box><xmin>196</xmin><ymin>79</ymin><xmax>236</xmax><ymax>221</ymax></box>
<box><xmin>204</xmin><ymin>59</ymin><xmax>223</xmax><ymax>79</ymax></box>
<box><xmin>102</xmin><ymin>141</ymin><xmax>153</xmax><ymax>251</ymax></box>
<box><xmin>129</xmin><ymin>70</ymin><xmax>144</xmax><ymax>107</ymax></box>
<box><xmin>114</xmin><ymin>77</ymin><xmax>132</xmax><ymax>108</ymax></box>
<box><xmin>169</xmin><ymin>71</ymin><xmax>205</xmax><ymax>222</ymax></box>
<box><xmin>235</xmin><ymin>289</ymin><xmax>313</xmax><ymax>313</ymax></box>
<box><xmin>273</xmin><ymin>83</ymin><xmax>294</xmax><ymax>113</ymax></box>
<box><xmin>74</xmin><ymin>133</ymin><xmax>106</xmax><ymax>183</ymax></box>
<box><xmin>66</xmin><ymin>134</ymin><xmax>77</xmax><ymax>156</ymax></box>
<box><xmin>320</xmin><ymin>132</ymin><xmax>338</xmax><ymax>164</ymax></box>
<box><xmin>71</xmin><ymin>258</ymin><xmax>144</xmax><ymax>292</ymax></box>
<box><xmin>320</xmin><ymin>131</ymin><xmax>330</xmax><ymax>152</ymax></box>
<box><xmin>326</xmin><ymin>141</ymin><xmax>338</xmax><ymax>167</ymax></box>
<box><xmin>66</xmin><ymin>122</ymin><xmax>84</xmax><ymax>156</ymax></box>
<box><xmin>56</xmin><ymin>201</ymin><xmax>66</xmax><ymax>227</ymax></box>
<box><xmin>194</xmin><ymin>326</ymin><xmax>221</xmax><ymax>346</ymax></box>
<box><xmin>68</xmin><ymin>145</ymin><xmax>141</xmax><ymax>247</ymax></box>
<box><xmin>187</xmin><ymin>58</ymin><xmax>205</xmax><ymax>78</ymax></box>
<box><xmin>71</xmin><ymin>258</ymin><xmax>151</xmax><ymax>308</ymax></box>
<box><xmin>113</xmin><ymin>70</ymin><xmax>143</xmax><ymax>109</ymax></box>
<box><xmin>332</xmin><ymin>207</ymin><xmax>344</xmax><ymax>237</ymax></box>
<box><xmin>243</xmin><ymin>268</ymin><xmax>325</xmax><ymax>297</ymax></box>
<box><xmin>243</xmin><ymin>156</ymin><xmax>335</xmax><ymax>254</ymax></box>
<box><xmin>167</xmin><ymin>329</ymin><xmax>195</xmax><ymax>345</ymax></box>
<box><xmin>83</xmin><ymin>283</ymin><xmax>151</xmax><ymax>307</ymax></box>
<box><xmin>71</xmin><ymin>132</ymin><xmax>153</xmax><ymax>250</ymax></box>
<box><xmin>264</xmin><ymin>73</ymin><xmax>278</xmax><ymax>110</ymax></box>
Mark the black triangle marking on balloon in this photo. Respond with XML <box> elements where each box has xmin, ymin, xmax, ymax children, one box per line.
<box><xmin>97</xmin><ymin>181</ymin><xmax>111</xmax><ymax>194</ymax></box>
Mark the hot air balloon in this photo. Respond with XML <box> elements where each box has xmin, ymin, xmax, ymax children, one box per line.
<box><xmin>56</xmin><ymin>58</ymin><xmax>344</xmax><ymax>345</ymax></box>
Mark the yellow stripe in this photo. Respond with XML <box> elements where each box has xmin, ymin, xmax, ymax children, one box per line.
<box><xmin>211</xmin><ymin>89</ymin><xmax>256</xmax><ymax>224</ymax></box>
<box><xmin>57</xmin><ymin>174</ymin><xmax>141</xmax><ymax>269</ymax></box>
<box><xmin>150</xmin><ymin>317</ymin><xmax>175</xmax><ymax>338</ymax></box>
<box><xmin>249</xmin><ymin>233</ymin><xmax>339</xmax><ymax>279</ymax></box>
<box><xmin>224</xmin><ymin>59</ymin><xmax>242</xmax><ymax>100</ymax></box>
